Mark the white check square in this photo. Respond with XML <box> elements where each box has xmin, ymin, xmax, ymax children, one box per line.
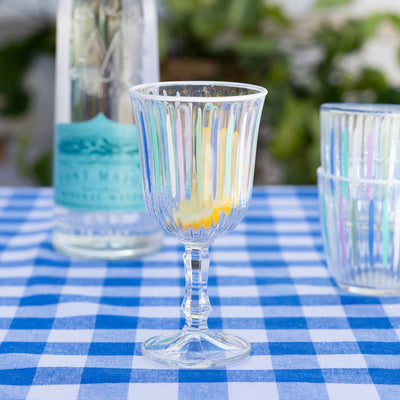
<box><xmin>38</xmin><ymin>355</ymin><xmax>87</xmax><ymax>368</ymax></box>
<box><xmin>47</xmin><ymin>329</ymin><xmax>94</xmax><ymax>343</ymax></box>
<box><xmin>127</xmin><ymin>383</ymin><xmax>178</xmax><ymax>400</ymax></box>
<box><xmin>309</xmin><ymin>329</ymin><xmax>356</xmax><ymax>343</ymax></box>
<box><xmin>317</xmin><ymin>354</ymin><xmax>368</xmax><ymax>369</ymax></box>
<box><xmin>228</xmin><ymin>382</ymin><xmax>279</xmax><ymax>400</ymax></box>
<box><xmin>326</xmin><ymin>384</ymin><xmax>380</xmax><ymax>400</ymax></box>
<box><xmin>55</xmin><ymin>302</ymin><xmax>99</xmax><ymax>318</ymax></box>
<box><xmin>26</xmin><ymin>384</ymin><xmax>80</xmax><ymax>400</ymax></box>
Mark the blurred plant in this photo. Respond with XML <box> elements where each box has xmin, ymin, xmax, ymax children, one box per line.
<box><xmin>0</xmin><ymin>24</ymin><xmax>55</xmax><ymax>185</ymax></box>
<box><xmin>314</xmin><ymin>0</ymin><xmax>354</xmax><ymax>8</ymax></box>
<box><xmin>16</xmin><ymin>131</ymin><xmax>52</xmax><ymax>186</ymax></box>
<box><xmin>161</xmin><ymin>0</ymin><xmax>289</xmax><ymax>86</ymax></box>
<box><xmin>2</xmin><ymin>0</ymin><xmax>400</xmax><ymax>185</ymax></box>
<box><xmin>0</xmin><ymin>26</ymin><xmax>55</xmax><ymax>116</ymax></box>
<box><xmin>272</xmin><ymin>11</ymin><xmax>400</xmax><ymax>183</ymax></box>
<box><xmin>161</xmin><ymin>0</ymin><xmax>400</xmax><ymax>184</ymax></box>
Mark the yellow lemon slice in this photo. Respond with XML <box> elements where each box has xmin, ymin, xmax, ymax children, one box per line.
<box><xmin>167</xmin><ymin>127</ymin><xmax>239</xmax><ymax>231</ymax></box>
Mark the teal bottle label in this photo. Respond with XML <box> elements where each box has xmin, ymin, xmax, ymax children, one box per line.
<box><xmin>54</xmin><ymin>113</ymin><xmax>145</xmax><ymax>212</ymax></box>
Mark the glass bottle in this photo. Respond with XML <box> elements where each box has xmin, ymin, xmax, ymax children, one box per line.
<box><xmin>53</xmin><ymin>0</ymin><xmax>163</xmax><ymax>259</ymax></box>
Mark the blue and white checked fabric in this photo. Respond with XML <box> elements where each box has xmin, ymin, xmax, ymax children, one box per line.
<box><xmin>0</xmin><ymin>187</ymin><xmax>399</xmax><ymax>400</ymax></box>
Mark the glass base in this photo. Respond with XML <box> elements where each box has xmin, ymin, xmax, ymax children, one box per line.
<box><xmin>52</xmin><ymin>206</ymin><xmax>163</xmax><ymax>260</ymax></box>
<box><xmin>338</xmin><ymin>282</ymin><xmax>400</xmax><ymax>296</ymax></box>
<box><xmin>53</xmin><ymin>230</ymin><xmax>163</xmax><ymax>260</ymax></box>
<box><xmin>336</xmin><ymin>270</ymin><xmax>400</xmax><ymax>296</ymax></box>
<box><xmin>141</xmin><ymin>330</ymin><xmax>251</xmax><ymax>369</ymax></box>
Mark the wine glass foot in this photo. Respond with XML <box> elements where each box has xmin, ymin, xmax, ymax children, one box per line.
<box><xmin>141</xmin><ymin>330</ymin><xmax>251</xmax><ymax>369</ymax></box>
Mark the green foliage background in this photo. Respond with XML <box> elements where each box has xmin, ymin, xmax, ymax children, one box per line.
<box><xmin>160</xmin><ymin>0</ymin><xmax>400</xmax><ymax>184</ymax></box>
<box><xmin>0</xmin><ymin>0</ymin><xmax>400</xmax><ymax>185</ymax></box>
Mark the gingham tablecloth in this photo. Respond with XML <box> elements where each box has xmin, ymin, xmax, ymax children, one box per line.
<box><xmin>0</xmin><ymin>186</ymin><xmax>399</xmax><ymax>400</ymax></box>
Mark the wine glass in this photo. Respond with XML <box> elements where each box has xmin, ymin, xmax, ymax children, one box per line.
<box><xmin>129</xmin><ymin>81</ymin><xmax>267</xmax><ymax>369</ymax></box>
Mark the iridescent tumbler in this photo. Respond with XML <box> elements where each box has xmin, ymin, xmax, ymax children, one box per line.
<box><xmin>129</xmin><ymin>81</ymin><xmax>267</xmax><ymax>368</ymax></box>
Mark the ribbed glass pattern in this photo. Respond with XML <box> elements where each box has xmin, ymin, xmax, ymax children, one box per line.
<box><xmin>320</xmin><ymin>103</ymin><xmax>400</xmax><ymax>180</ymax></box>
<box><xmin>130</xmin><ymin>82</ymin><xmax>266</xmax><ymax>246</ymax></box>
<box><xmin>318</xmin><ymin>167</ymin><xmax>400</xmax><ymax>295</ymax></box>
<box><xmin>319</xmin><ymin>103</ymin><xmax>400</xmax><ymax>295</ymax></box>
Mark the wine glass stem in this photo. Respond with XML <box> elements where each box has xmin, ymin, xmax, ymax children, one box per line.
<box><xmin>182</xmin><ymin>246</ymin><xmax>212</xmax><ymax>332</ymax></box>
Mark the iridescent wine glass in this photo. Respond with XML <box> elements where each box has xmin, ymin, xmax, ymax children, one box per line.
<box><xmin>129</xmin><ymin>81</ymin><xmax>267</xmax><ymax>369</ymax></box>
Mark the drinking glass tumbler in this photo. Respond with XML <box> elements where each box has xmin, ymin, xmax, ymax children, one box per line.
<box><xmin>320</xmin><ymin>103</ymin><xmax>400</xmax><ymax>180</ymax></box>
<box><xmin>129</xmin><ymin>81</ymin><xmax>267</xmax><ymax>368</ymax></box>
<box><xmin>318</xmin><ymin>167</ymin><xmax>400</xmax><ymax>295</ymax></box>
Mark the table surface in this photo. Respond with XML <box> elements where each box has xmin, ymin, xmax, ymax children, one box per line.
<box><xmin>0</xmin><ymin>186</ymin><xmax>399</xmax><ymax>400</ymax></box>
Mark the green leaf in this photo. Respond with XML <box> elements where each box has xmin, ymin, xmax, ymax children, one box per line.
<box><xmin>33</xmin><ymin>150</ymin><xmax>52</xmax><ymax>186</ymax></box>
<box><xmin>0</xmin><ymin>26</ymin><xmax>55</xmax><ymax>117</ymax></box>
<box><xmin>233</xmin><ymin>37</ymin><xmax>277</xmax><ymax>58</ymax></box>
<box><xmin>261</xmin><ymin>4</ymin><xmax>290</xmax><ymax>25</ymax></box>
<box><xmin>270</xmin><ymin>99</ymin><xmax>311</xmax><ymax>159</ymax></box>
<box><xmin>387</xmin><ymin>13</ymin><xmax>400</xmax><ymax>32</ymax></box>
<box><xmin>314</xmin><ymin>0</ymin><xmax>354</xmax><ymax>9</ymax></box>
<box><xmin>16</xmin><ymin>131</ymin><xmax>52</xmax><ymax>186</ymax></box>
<box><xmin>16</xmin><ymin>133</ymin><xmax>31</xmax><ymax>179</ymax></box>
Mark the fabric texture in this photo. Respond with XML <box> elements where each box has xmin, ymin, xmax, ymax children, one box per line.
<box><xmin>0</xmin><ymin>187</ymin><xmax>398</xmax><ymax>400</ymax></box>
